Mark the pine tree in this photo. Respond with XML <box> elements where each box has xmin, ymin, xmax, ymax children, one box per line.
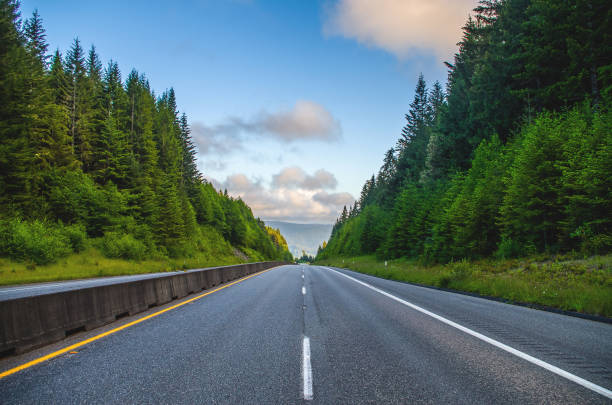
<box><xmin>394</xmin><ymin>74</ymin><xmax>434</xmax><ymax>183</ymax></box>
<box><xmin>155</xmin><ymin>175</ymin><xmax>185</xmax><ymax>251</ymax></box>
<box><xmin>92</xmin><ymin>116</ymin><xmax>129</xmax><ymax>185</ymax></box>
<box><xmin>49</xmin><ymin>50</ymin><xmax>68</xmax><ymax>105</ymax></box>
<box><xmin>65</xmin><ymin>38</ymin><xmax>92</xmax><ymax>168</ymax></box>
<box><xmin>155</xmin><ymin>90</ymin><xmax>182</xmax><ymax>179</ymax></box>
<box><xmin>0</xmin><ymin>0</ymin><xmax>42</xmax><ymax>214</ymax></box>
<box><xmin>377</xmin><ymin>148</ymin><xmax>397</xmax><ymax>187</ymax></box>
<box><xmin>86</xmin><ymin>45</ymin><xmax>102</xmax><ymax>82</ymax></box>
<box><xmin>398</xmin><ymin>73</ymin><xmax>429</xmax><ymax>150</ymax></box>
<box><xmin>179</xmin><ymin>113</ymin><xmax>201</xmax><ymax>193</ymax></box>
<box><xmin>23</xmin><ymin>9</ymin><xmax>48</xmax><ymax>66</ymax></box>
<box><xmin>499</xmin><ymin>113</ymin><xmax>568</xmax><ymax>252</ymax></box>
<box><xmin>340</xmin><ymin>205</ymin><xmax>348</xmax><ymax>223</ymax></box>
<box><xmin>427</xmin><ymin>81</ymin><xmax>445</xmax><ymax>122</ymax></box>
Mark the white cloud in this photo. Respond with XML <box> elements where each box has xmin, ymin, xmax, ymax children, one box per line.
<box><xmin>191</xmin><ymin>121</ymin><xmax>244</xmax><ymax>156</ymax></box>
<box><xmin>191</xmin><ymin>100</ymin><xmax>341</xmax><ymax>157</ymax></box>
<box><xmin>272</xmin><ymin>167</ymin><xmax>338</xmax><ymax>190</ymax></box>
<box><xmin>259</xmin><ymin>100</ymin><xmax>341</xmax><ymax>142</ymax></box>
<box><xmin>208</xmin><ymin>167</ymin><xmax>354</xmax><ymax>223</ymax></box>
<box><xmin>323</xmin><ymin>0</ymin><xmax>477</xmax><ymax>61</ymax></box>
<box><xmin>313</xmin><ymin>191</ymin><xmax>354</xmax><ymax>206</ymax></box>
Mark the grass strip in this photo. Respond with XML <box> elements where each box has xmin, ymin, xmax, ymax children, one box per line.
<box><xmin>0</xmin><ymin>247</ymin><xmax>245</xmax><ymax>286</ymax></box>
<box><xmin>315</xmin><ymin>255</ymin><xmax>612</xmax><ymax>318</ymax></box>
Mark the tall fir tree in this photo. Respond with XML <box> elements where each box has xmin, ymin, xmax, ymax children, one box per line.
<box><xmin>65</xmin><ymin>38</ymin><xmax>92</xmax><ymax>169</ymax></box>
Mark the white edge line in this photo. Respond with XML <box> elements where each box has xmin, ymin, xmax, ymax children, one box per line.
<box><xmin>303</xmin><ymin>336</ymin><xmax>313</xmax><ymax>400</ymax></box>
<box><xmin>324</xmin><ymin>267</ymin><xmax>612</xmax><ymax>400</ymax></box>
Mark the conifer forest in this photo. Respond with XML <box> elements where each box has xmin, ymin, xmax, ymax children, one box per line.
<box><xmin>0</xmin><ymin>0</ymin><xmax>292</xmax><ymax>271</ymax></box>
<box><xmin>318</xmin><ymin>0</ymin><xmax>612</xmax><ymax>263</ymax></box>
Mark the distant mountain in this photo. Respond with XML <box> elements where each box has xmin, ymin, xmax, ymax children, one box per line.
<box><xmin>265</xmin><ymin>221</ymin><xmax>333</xmax><ymax>258</ymax></box>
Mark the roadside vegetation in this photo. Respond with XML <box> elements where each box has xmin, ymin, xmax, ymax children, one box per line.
<box><xmin>0</xmin><ymin>223</ymin><xmax>282</xmax><ymax>285</ymax></box>
<box><xmin>0</xmin><ymin>247</ymin><xmax>240</xmax><ymax>286</ymax></box>
<box><xmin>317</xmin><ymin>0</ymin><xmax>611</xmax><ymax>317</ymax></box>
<box><xmin>0</xmin><ymin>1</ymin><xmax>292</xmax><ymax>284</ymax></box>
<box><xmin>316</xmin><ymin>255</ymin><xmax>612</xmax><ymax>317</ymax></box>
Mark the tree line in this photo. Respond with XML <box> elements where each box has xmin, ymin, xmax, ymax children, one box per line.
<box><xmin>0</xmin><ymin>1</ymin><xmax>292</xmax><ymax>264</ymax></box>
<box><xmin>319</xmin><ymin>0</ymin><xmax>611</xmax><ymax>262</ymax></box>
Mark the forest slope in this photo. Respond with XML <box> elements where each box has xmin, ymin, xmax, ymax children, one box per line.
<box><xmin>0</xmin><ymin>2</ymin><xmax>292</xmax><ymax>284</ymax></box>
<box><xmin>317</xmin><ymin>0</ymin><xmax>612</xmax><ymax>313</ymax></box>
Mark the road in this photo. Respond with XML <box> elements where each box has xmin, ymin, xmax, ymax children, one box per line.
<box><xmin>0</xmin><ymin>264</ymin><xmax>254</xmax><ymax>301</ymax></box>
<box><xmin>1</xmin><ymin>265</ymin><xmax>611</xmax><ymax>404</ymax></box>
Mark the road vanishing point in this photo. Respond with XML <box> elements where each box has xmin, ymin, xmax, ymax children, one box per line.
<box><xmin>1</xmin><ymin>265</ymin><xmax>611</xmax><ymax>404</ymax></box>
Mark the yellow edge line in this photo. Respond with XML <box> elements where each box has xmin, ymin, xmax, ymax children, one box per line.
<box><xmin>0</xmin><ymin>267</ymin><xmax>276</xmax><ymax>380</ymax></box>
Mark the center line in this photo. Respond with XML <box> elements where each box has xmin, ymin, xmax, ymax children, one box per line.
<box><xmin>302</xmin><ymin>286</ymin><xmax>306</xmax><ymax>295</ymax></box>
<box><xmin>303</xmin><ymin>336</ymin><xmax>313</xmax><ymax>400</ymax></box>
<box><xmin>325</xmin><ymin>267</ymin><xmax>612</xmax><ymax>400</ymax></box>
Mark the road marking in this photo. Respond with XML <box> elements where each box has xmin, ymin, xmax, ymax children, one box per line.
<box><xmin>325</xmin><ymin>267</ymin><xmax>612</xmax><ymax>400</ymax></box>
<box><xmin>0</xmin><ymin>267</ymin><xmax>278</xmax><ymax>380</ymax></box>
<box><xmin>302</xmin><ymin>286</ymin><xmax>306</xmax><ymax>295</ymax></box>
<box><xmin>303</xmin><ymin>336</ymin><xmax>313</xmax><ymax>400</ymax></box>
<box><xmin>302</xmin><ymin>274</ymin><xmax>304</xmax><ymax>279</ymax></box>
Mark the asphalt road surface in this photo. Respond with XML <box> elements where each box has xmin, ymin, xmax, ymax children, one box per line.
<box><xmin>1</xmin><ymin>265</ymin><xmax>611</xmax><ymax>404</ymax></box>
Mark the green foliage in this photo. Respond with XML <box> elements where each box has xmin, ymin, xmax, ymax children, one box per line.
<box><xmin>44</xmin><ymin>169</ymin><xmax>128</xmax><ymax>236</ymax></box>
<box><xmin>0</xmin><ymin>219</ymin><xmax>72</xmax><ymax>264</ymax></box>
<box><xmin>61</xmin><ymin>223</ymin><xmax>87</xmax><ymax>253</ymax></box>
<box><xmin>319</xmin><ymin>1</ymin><xmax>611</xmax><ymax>266</ymax></box>
<box><xmin>0</xmin><ymin>3</ymin><xmax>291</xmax><ymax>268</ymax></box>
<box><xmin>100</xmin><ymin>232</ymin><xmax>147</xmax><ymax>261</ymax></box>
<box><xmin>360</xmin><ymin>205</ymin><xmax>387</xmax><ymax>254</ymax></box>
<box><xmin>499</xmin><ymin>113</ymin><xmax>566</xmax><ymax>251</ymax></box>
<box><xmin>433</xmin><ymin>135</ymin><xmax>509</xmax><ymax>260</ymax></box>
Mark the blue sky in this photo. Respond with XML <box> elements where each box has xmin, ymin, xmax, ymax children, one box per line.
<box><xmin>19</xmin><ymin>0</ymin><xmax>476</xmax><ymax>223</ymax></box>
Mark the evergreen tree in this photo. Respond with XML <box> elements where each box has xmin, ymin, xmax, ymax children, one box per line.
<box><xmin>427</xmin><ymin>80</ymin><xmax>445</xmax><ymax>122</ymax></box>
<box><xmin>65</xmin><ymin>38</ymin><xmax>92</xmax><ymax>168</ymax></box>
<box><xmin>398</xmin><ymin>73</ymin><xmax>429</xmax><ymax>150</ymax></box>
<box><xmin>0</xmin><ymin>0</ymin><xmax>41</xmax><ymax>214</ymax></box>
<box><xmin>23</xmin><ymin>9</ymin><xmax>47</xmax><ymax>66</ymax></box>
<box><xmin>340</xmin><ymin>205</ymin><xmax>348</xmax><ymax>223</ymax></box>
<box><xmin>179</xmin><ymin>113</ymin><xmax>200</xmax><ymax>193</ymax></box>
<box><xmin>395</xmin><ymin>74</ymin><xmax>432</xmax><ymax>182</ymax></box>
<box><xmin>86</xmin><ymin>45</ymin><xmax>102</xmax><ymax>82</ymax></box>
<box><xmin>499</xmin><ymin>113</ymin><xmax>567</xmax><ymax>252</ymax></box>
<box><xmin>49</xmin><ymin>50</ymin><xmax>69</xmax><ymax>105</ymax></box>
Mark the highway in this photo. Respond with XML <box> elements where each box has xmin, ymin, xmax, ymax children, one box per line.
<box><xmin>0</xmin><ymin>265</ymin><xmax>611</xmax><ymax>404</ymax></box>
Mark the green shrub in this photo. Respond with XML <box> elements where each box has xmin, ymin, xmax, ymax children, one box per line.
<box><xmin>59</xmin><ymin>223</ymin><xmax>87</xmax><ymax>253</ymax></box>
<box><xmin>100</xmin><ymin>232</ymin><xmax>147</xmax><ymax>260</ymax></box>
<box><xmin>496</xmin><ymin>237</ymin><xmax>524</xmax><ymax>259</ymax></box>
<box><xmin>438</xmin><ymin>272</ymin><xmax>452</xmax><ymax>288</ymax></box>
<box><xmin>583</xmin><ymin>234</ymin><xmax>612</xmax><ymax>255</ymax></box>
<box><xmin>0</xmin><ymin>219</ymin><xmax>72</xmax><ymax>265</ymax></box>
<box><xmin>449</xmin><ymin>259</ymin><xmax>473</xmax><ymax>280</ymax></box>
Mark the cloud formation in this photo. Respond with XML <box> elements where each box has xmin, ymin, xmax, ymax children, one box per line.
<box><xmin>209</xmin><ymin>167</ymin><xmax>354</xmax><ymax>223</ymax></box>
<box><xmin>323</xmin><ymin>0</ymin><xmax>476</xmax><ymax>60</ymax></box>
<box><xmin>191</xmin><ymin>100</ymin><xmax>341</xmax><ymax>156</ymax></box>
<box><xmin>272</xmin><ymin>167</ymin><xmax>338</xmax><ymax>190</ymax></box>
<box><xmin>191</xmin><ymin>121</ymin><xmax>244</xmax><ymax>156</ymax></box>
<box><xmin>259</xmin><ymin>100</ymin><xmax>341</xmax><ymax>142</ymax></box>
<box><xmin>313</xmin><ymin>190</ymin><xmax>354</xmax><ymax>206</ymax></box>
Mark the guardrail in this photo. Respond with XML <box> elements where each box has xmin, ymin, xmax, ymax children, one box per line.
<box><xmin>0</xmin><ymin>261</ymin><xmax>286</xmax><ymax>356</ymax></box>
